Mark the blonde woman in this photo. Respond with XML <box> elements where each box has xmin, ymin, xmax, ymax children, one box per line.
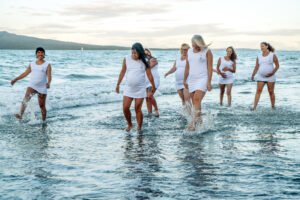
<box><xmin>183</xmin><ymin>35</ymin><xmax>213</xmax><ymax>131</ymax></box>
<box><xmin>165</xmin><ymin>43</ymin><xmax>191</xmax><ymax>104</ymax></box>
<box><xmin>216</xmin><ymin>46</ymin><xmax>237</xmax><ymax>106</ymax></box>
<box><xmin>251</xmin><ymin>42</ymin><xmax>279</xmax><ymax>110</ymax></box>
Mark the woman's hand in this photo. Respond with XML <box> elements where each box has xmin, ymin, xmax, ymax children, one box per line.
<box><xmin>184</xmin><ymin>81</ymin><xmax>188</xmax><ymax>89</ymax></box>
<box><xmin>46</xmin><ymin>83</ymin><xmax>50</xmax><ymax>89</ymax></box>
<box><xmin>265</xmin><ymin>72</ymin><xmax>274</xmax><ymax>77</ymax></box>
<box><xmin>220</xmin><ymin>72</ymin><xmax>227</xmax><ymax>78</ymax></box>
<box><xmin>11</xmin><ymin>79</ymin><xmax>17</xmax><ymax>86</ymax></box>
<box><xmin>207</xmin><ymin>82</ymin><xmax>212</xmax><ymax>91</ymax></box>
<box><xmin>115</xmin><ymin>84</ymin><xmax>120</xmax><ymax>93</ymax></box>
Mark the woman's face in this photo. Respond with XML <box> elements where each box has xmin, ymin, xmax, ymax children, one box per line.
<box><xmin>226</xmin><ymin>48</ymin><xmax>233</xmax><ymax>57</ymax></box>
<box><xmin>144</xmin><ymin>49</ymin><xmax>151</xmax><ymax>57</ymax></box>
<box><xmin>36</xmin><ymin>51</ymin><xmax>45</xmax><ymax>60</ymax></box>
<box><xmin>181</xmin><ymin>47</ymin><xmax>189</xmax><ymax>56</ymax></box>
<box><xmin>192</xmin><ymin>41</ymin><xmax>200</xmax><ymax>51</ymax></box>
<box><xmin>131</xmin><ymin>49</ymin><xmax>139</xmax><ymax>60</ymax></box>
<box><xmin>260</xmin><ymin>43</ymin><xmax>268</xmax><ymax>52</ymax></box>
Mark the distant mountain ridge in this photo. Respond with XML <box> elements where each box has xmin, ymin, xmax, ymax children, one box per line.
<box><xmin>0</xmin><ymin>31</ymin><xmax>130</xmax><ymax>50</ymax></box>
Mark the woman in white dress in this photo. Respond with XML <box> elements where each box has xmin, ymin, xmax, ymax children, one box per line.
<box><xmin>116</xmin><ymin>43</ymin><xmax>155</xmax><ymax>132</ymax></box>
<box><xmin>183</xmin><ymin>35</ymin><xmax>213</xmax><ymax>131</ymax></box>
<box><xmin>11</xmin><ymin>47</ymin><xmax>52</xmax><ymax>122</ymax></box>
<box><xmin>165</xmin><ymin>43</ymin><xmax>191</xmax><ymax>110</ymax></box>
<box><xmin>144</xmin><ymin>48</ymin><xmax>160</xmax><ymax>117</ymax></box>
<box><xmin>216</xmin><ymin>46</ymin><xmax>237</xmax><ymax>106</ymax></box>
<box><xmin>251</xmin><ymin>42</ymin><xmax>279</xmax><ymax>110</ymax></box>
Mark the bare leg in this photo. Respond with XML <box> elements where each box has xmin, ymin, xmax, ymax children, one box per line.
<box><xmin>146</xmin><ymin>88</ymin><xmax>152</xmax><ymax>114</ymax></box>
<box><xmin>252</xmin><ymin>82</ymin><xmax>265</xmax><ymax>111</ymax></box>
<box><xmin>16</xmin><ymin>87</ymin><xmax>36</xmax><ymax>119</ymax></box>
<box><xmin>267</xmin><ymin>82</ymin><xmax>275</xmax><ymax>109</ymax></box>
<box><xmin>226</xmin><ymin>84</ymin><xmax>233</xmax><ymax>107</ymax></box>
<box><xmin>219</xmin><ymin>84</ymin><xmax>225</xmax><ymax>106</ymax></box>
<box><xmin>188</xmin><ymin>90</ymin><xmax>206</xmax><ymax>131</ymax></box>
<box><xmin>38</xmin><ymin>94</ymin><xmax>47</xmax><ymax>121</ymax></box>
<box><xmin>151</xmin><ymin>96</ymin><xmax>159</xmax><ymax>117</ymax></box>
<box><xmin>134</xmin><ymin>98</ymin><xmax>144</xmax><ymax>131</ymax></box>
<box><xmin>177</xmin><ymin>89</ymin><xmax>185</xmax><ymax>105</ymax></box>
<box><xmin>123</xmin><ymin>96</ymin><xmax>134</xmax><ymax>131</ymax></box>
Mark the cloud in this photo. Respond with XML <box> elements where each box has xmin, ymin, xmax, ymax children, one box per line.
<box><xmin>21</xmin><ymin>23</ymin><xmax>76</xmax><ymax>34</ymax></box>
<box><xmin>61</xmin><ymin>2</ymin><xmax>171</xmax><ymax>19</ymax></box>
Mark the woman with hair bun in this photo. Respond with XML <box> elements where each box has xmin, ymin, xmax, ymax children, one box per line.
<box><xmin>251</xmin><ymin>42</ymin><xmax>280</xmax><ymax>110</ymax></box>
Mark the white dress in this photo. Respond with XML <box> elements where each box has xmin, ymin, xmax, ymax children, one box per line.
<box><xmin>219</xmin><ymin>57</ymin><xmax>234</xmax><ymax>84</ymax></box>
<box><xmin>123</xmin><ymin>55</ymin><xmax>147</xmax><ymax>98</ymax></box>
<box><xmin>145</xmin><ymin>60</ymin><xmax>160</xmax><ymax>89</ymax></box>
<box><xmin>29</xmin><ymin>61</ymin><xmax>49</xmax><ymax>94</ymax></box>
<box><xmin>256</xmin><ymin>52</ymin><xmax>276</xmax><ymax>82</ymax></box>
<box><xmin>187</xmin><ymin>48</ymin><xmax>209</xmax><ymax>93</ymax></box>
<box><xmin>175</xmin><ymin>56</ymin><xmax>186</xmax><ymax>90</ymax></box>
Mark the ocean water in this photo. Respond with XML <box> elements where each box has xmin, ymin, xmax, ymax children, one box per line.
<box><xmin>0</xmin><ymin>49</ymin><xmax>299</xmax><ymax>199</ymax></box>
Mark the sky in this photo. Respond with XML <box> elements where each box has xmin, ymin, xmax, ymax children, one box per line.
<box><xmin>1</xmin><ymin>0</ymin><xmax>300</xmax><ymax>50</ymax></box>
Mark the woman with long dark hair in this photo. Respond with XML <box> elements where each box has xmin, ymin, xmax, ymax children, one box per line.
<box><xmin>217</xmin><ymin>46</ymin><xmax>237</xmax><ymax>106</ymax></box>
<box><xmin>116</xmin><ymin>43</ymin><xmax>156</xmax><ymax>132</ymax></box>
<box><xmin>251</xmin><ymin>42</ymin><xmax>279</xmax><ymax>110</ymax></box>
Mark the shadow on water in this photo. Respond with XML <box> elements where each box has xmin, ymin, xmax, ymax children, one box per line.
<box><xmin>122</xmin><ymin>132</ymin><xmax>165</xmax><ymax>199</ymax></box>
<box><xmin>0</xmin><ymin>121</ymin><xmax>64</xmax><ymax>199</ymax></box>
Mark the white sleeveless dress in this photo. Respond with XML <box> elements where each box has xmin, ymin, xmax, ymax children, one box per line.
<box><xmin>175</xmin><ymin>56</ymin><xmax>186</xmax><ymax>90</ymax></box>
<box><xmin>256</xmin><ymin>52</ymin><xmax>276</xmax><ymax>82</ymax></box>
<box><xmin>123</xmin><ymin>55</ymin><xmax>147</xmax><ymax>98</ymax></box>
<box><xmin>219</xmin><ymin>57</ymin><xmax>234</xmax><ymax>84</ymax></box>
<box><xmin>187</xmin><ymin>48</ymin><xmax>209</xmax><ymax>93</ymax></box>
<box><xmin>29</xmin><ymin>61</ymin><xmax>49</xmax><ymax>94</ymax></box>
<box><xmin>145</xmin><ymin>61</ymin><xmax>160</xmax><ymax>89</ymax></box>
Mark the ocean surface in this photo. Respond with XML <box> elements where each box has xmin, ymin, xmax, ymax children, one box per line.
<box><xmin>0</xmin><ymin>49</ymin><xmax>299</xmax><ymax>199</ymax></box>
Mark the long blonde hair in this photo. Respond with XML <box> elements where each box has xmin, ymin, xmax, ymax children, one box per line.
<box><xmin>180</xmin><ymin>43</ymin><xmax>190</xmax><ymax>54</ymax></box>
<box><xmin>192</xmin><ymin>35</ymin><xmax>211</xmax><ymax>48</ymax></box>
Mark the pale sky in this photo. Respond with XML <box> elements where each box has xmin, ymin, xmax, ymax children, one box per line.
<box><xmin>1</xmin><ymin>0</ymin><xmax>300</xmax><ymax>50</ymax></box>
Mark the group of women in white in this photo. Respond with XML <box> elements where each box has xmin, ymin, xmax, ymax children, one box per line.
<box><xmin>116</xmin><ymin>35</ymin><xmax>280</xmax><ymax>132</ymax></box>
<box><xmin>10</xmin><ymin>34</ymin><xmax>279</xmax><ymax>132</ymax></box>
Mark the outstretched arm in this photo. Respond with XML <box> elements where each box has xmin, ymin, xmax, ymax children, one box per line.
<box><xmin>116</xmin><ymin>58</ymin><xmax>127</xmax><ymax>93</ymax></box>
<box><xmin>46</xmin><ymin>64</ymin><xmax>52</xmax><ymax>88</ymax></box>
<box><xmin>207</xmin><ymin>49</ymin><xmax>213</xmax><ymax>91</ymax></box>
<box><xmin>251</xmin><ymin>57</ymin><xmax>259</xmax><ymax>80</ymax></box>
<box><xmin>11</xmin><ymin>65</ymin><xmax>31</xmax><ymax>85</ymax></box>
<box><xmin>165</xmin><ymin>62</ymin><xmax>176</xmax><ymax>78</ymax></box>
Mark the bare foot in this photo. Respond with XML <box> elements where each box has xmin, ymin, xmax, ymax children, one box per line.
<box><xmin>250</xmin><ymin>107</ymin><xmax>255</xmax><ymax>111</ymax></box>
<box><xmin>124</xmin><ymin>125</ymin><xmax>133</xmax><ymax>132</ymax></box>
<box><xmin>15</xmin><ymin>113</ymin><xmax>22</xmax><ymax>120</ymax></box>
<box><xmin>154</xmin><ymin>110</ymin><xmax>159</xmax><ymax>118</ymax></box>
<box><xmin>187</xmin><ymin>122</ymin><xmax>195</xmax><ymax>131</ymax></box>
<box><xmin>137</xmin><ymin>127</ymin><xmax>143</xmax><ymax>134</ymax></box>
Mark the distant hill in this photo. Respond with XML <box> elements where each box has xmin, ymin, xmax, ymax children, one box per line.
<box><xmin>0</xmin><ymin>31</ymin><xmax>130</xmax><ymax>50</ymax></box>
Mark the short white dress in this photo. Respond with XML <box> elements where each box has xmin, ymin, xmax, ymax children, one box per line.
<box><xmin>145</xmin><ymin>61</ymin><xmax>160</xmax><ymax>89</ymax></box>
<box><xmin>29</xmin><ymin>61</ymin><xmax>50</xmax><ymax>94</ymax></box>
<box><xmin>219</xmin><ymin>57</ymin><xmax>234</xmax><ymax>84</ymax></box>
<box><xmin>187</xmin><ymin>48</ymin><xmax>209</xmax><ymax>93</ymax></box>
<box><xmin>256</xmin><ymin>52</ymin><xmax>276</xmax><ymax>82</ymax></box>
<box><xmin>123</xmin><ymin>55</ymin><xmax>147</xmax><ymax>98</ymax></box>
<box><xmin>175</xmin><ymin>56</ymin><xmax>186</xmax><ymax>90</ymax></box>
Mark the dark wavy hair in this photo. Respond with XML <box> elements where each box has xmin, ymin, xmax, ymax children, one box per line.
<box><xmin>261</xmin><ymin>42</ymin><xmax>275</xmax><ymax>52</ymax></box>
<box><xmin>132</xmin><ymin>43</ymin><xmax>149</xmax><ymax>69</ymax></box>
<box><xmin>227</xmin><ymin>46</ymin><xmax>237</xmax><ymax>62</ymax></box>
<box><xmin>35</xmin><ymin>47</ymin><xmax>45</xmax><ymax>54</ymax></box>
